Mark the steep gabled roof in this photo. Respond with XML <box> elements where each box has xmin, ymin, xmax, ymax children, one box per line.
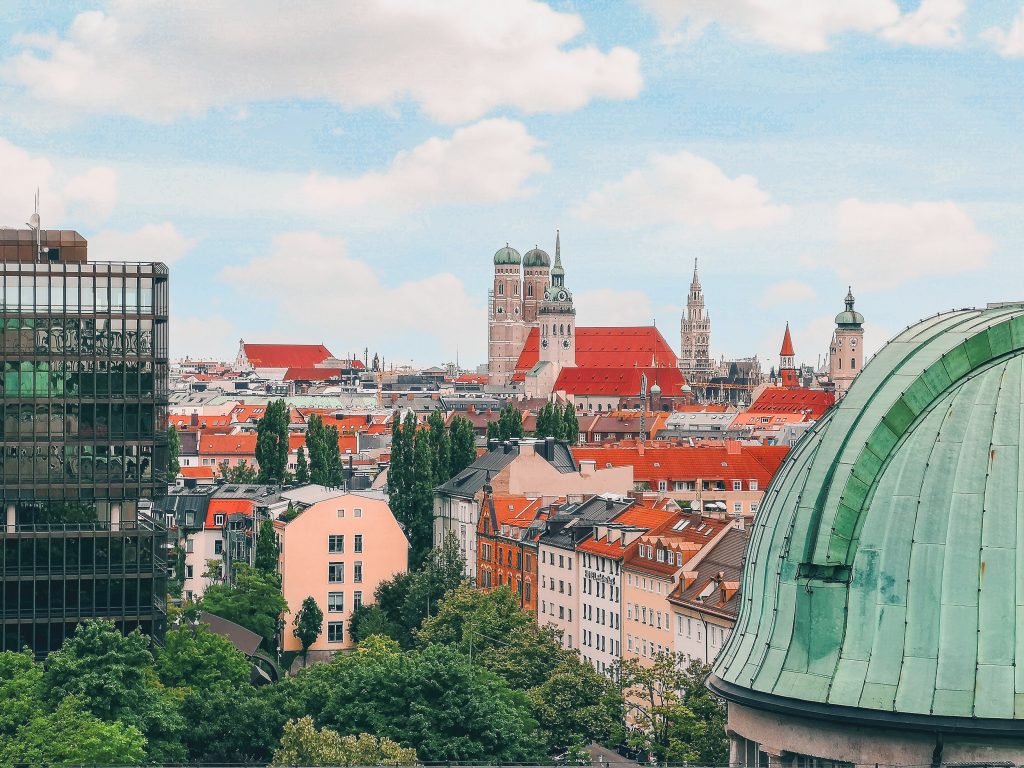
<box><xmin>780</xmin><ymin>323</ymin><xmax>795</xmax><ymax>357</ymax></box>
<box><xmin>745</xmin><ymin>386</ymin><xmax>834</xmax><ymax>417</ymax></box>
<box><xmin>513</xmin><ymin>326</ymin><xmax>679</xmax><ymax>379</ymax></box>
<box><xmin>243</xmin><ymin>343</ymin><xmax>334</xmax><ymax>369</ymax></box>
<box><xmin>554</xmin><ymin>366</ymin><xmax>687</xmax><ymax>397</ymax></box>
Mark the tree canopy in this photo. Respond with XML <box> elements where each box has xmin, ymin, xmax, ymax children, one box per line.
<box><xmin>271</xmin><ymin>716</ymin><xmax>417</xmax><ymax>766</ymax></box>
<box><xmin>155</xmin><ymin>624</ymin><xmax>252</xmax><ymax>691</ymax></box>
<box><xmin>256</xmin><ymin>398</ymin><xmax>290</xmax><ymax>483</ymax></box>
<box><xmin>294</xmin><ymin>596</ymin><xmax>325</xmax><ymax>661</ymax></box>
<box><xmin>200</xmin><ymin>563</ymin><xmax>288</xmax><ymax>648</ymax></box>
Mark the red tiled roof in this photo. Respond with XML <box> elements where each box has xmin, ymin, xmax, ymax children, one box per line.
<box><xmin>780</xmin><ymin>323</ymin><xmax>795</xmax><ymax>357</ymax></box>
<box><xmin>455</xmin><ymin>374</ymin><xmax>489</xmax><ymax>384</ymax></box>
<box><xmin>554</xmin><ymin>366</ymin><xmax>687</xmax><ymax>397</ymax></box>
<box><xmin>200</xmin><ymin>434</ymin><xmax>257</xmax><ymax>455</ymax></box>
<box><xmin>489</xmin><ymin>495</ymin><xmax>548</xmax><ymax>528</ymax></box>
<box><xmin>513</xmin><ymin>326</ymin><xmax>679</xmax><ymax>380</ymax></box>
<box><xmin>576</xmin><ymin>505</ymin><xmax>674</xmax><ymax>558</ymax></box>
<box><xmin>283</xmin><ymin>367</ymin><xmax>345</xmax><ymax>381</ymax></box>
<box><xmin>179</xmin><ymin>466</ymin><xmax>215</xmax><ymax>479</ymax></box>
<box><xmin>230</xmin><ymin>404</ymin><xmax>267</xmax><ymax>423</ymax></box>
<box><xmin>287</xmin><ymin>433</ymin><xmax>359</xmax><ymax>454</ymax></box>
<box><xmin>624</xmin><ymin>512</ymin><xmax>729</xmax><ymax>574</ymax></box>
<box><xmin>205</xmin><ymin>499</ymin><xmax>254</xmax><ymax>528</ymax></box>
<box><xmin>573</xmin><ymin>444</ymin><xmax>789</xmax><ymax>485</ymax></box>
<box><xmin>243</xmin><ymin>343</ymin><xmax>334</xmax><ymax>369</ymax></box>
<box><xmin>746</xmin><ymin>387</ymin><xmax>834</xmax><ymax>417</ymax></box>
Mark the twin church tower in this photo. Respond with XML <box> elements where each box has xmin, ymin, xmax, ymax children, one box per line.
<box><xmin>488</xmin><ymin>232</ymin><xmax>576</xmax><ymax>387</ymax></box>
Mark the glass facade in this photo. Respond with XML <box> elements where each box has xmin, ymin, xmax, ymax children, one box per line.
<box><xmin>1</xmin><ymin>244</ymin><xmax>170</xmax><ymax>655</ymax></box>
<box><xmin>0</xmin><ymin>261</ymin><xmax>169</xmax><ymax>500</ymax></box>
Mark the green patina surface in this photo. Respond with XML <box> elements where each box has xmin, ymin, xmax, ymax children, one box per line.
<box><xmin>714</xmin><ymin>304</ymin><xmax>1024</xmax><ymax>720</ymax></box>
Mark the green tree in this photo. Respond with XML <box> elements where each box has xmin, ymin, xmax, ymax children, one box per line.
<box><xmin>256</xmin><ymin>398</ymin><xmax>291</xmax><ymax>483</ymax></box>
<box><xmin>220</xmin><ymin>459</ymin><xmax>259</xmax><ymax>483</ymax></box>
<box><xmin>448</xmin><ymin>415</ymin><xmax>477</xmax><ymax>476</ymax></box>
<box><xmin>271</xmin><ymin>716</ymin><xmax>418</xmax><ymax>766</ymax></box>
<box><xmin>255</xmin><ymin>517</ymin><xmax>279</xmax><ymax>577</ymax></box>
<box><xmin>180</xmin><ymin>680</ymin><xmax>293</xmax><ymax>764</ymax></box>
<box><xmin>530</xmin><ymin>659</ymin><xmax>623</xmax><ymax>755</ymax></box>
<box><xmin>350</xmin><ymin>535</ymin><xmax>465</xmax><ymax>648</ymax></box>
<box><xmin>201</xmin><ymin>563</ymin><xmax>288</xmax><ymax>648</ymax></box>
<box><xmin>296</xmin><ymin>641</ymin><xmax>540</xmax><ymax>762</ymax></box>
<box><xmin>562</xmin><ymin>402</ymin><xmax>580</xmax><ymax>445</ymax></box>
<box><xmin>427</xmin><ymin>408</ymin><xmax>452</xmax><ymax>483</ymax></box>
<box><xmin>408</xmin><ymin>427</ymin><xmax>436</xmax><ymax>568</ymax></box>
<box><xmin>324</xmin><ymin>423</ymin><xmax>344</xmax><ymax>486</ymax></box>
<box><xmin>501</xmin><ymin>400</ymin><xmax>525</xmax><ymax>440</ymax></box>
<box><xmin>155</xmin><ymin>624</ymin><xmax>251</xmax><ymax>691</ymax></box>
<box><xmin>0</xmin><ymin>695</ymin><xmax>147</xmax><ymax>767</ymax></box>
<box><xmin>486</xmin><ymin>419</ymin><xmax>500</xmax><ymax>442</ymax></box>
<box><xmin>616</xmin><ymin>651</ymin><xmax>727</xmax><ymax>764</ymax></box>
<box><xmin>418</xmin><ymin>585</ymin><xmax>571</xmax><ymax>690</ymax></box>
<box><xmin>306</xmin><ymin>414</ymin><xmax>329</xmax><ymax>485</ymax></box>
<box><xmin>0</xmin><ymin>649</ymin><xmax>44</xmax><ymax>740</ymax></box>
<box><xmin>42</xmin><ymin>619</ymin><xmax>186</xmax><ymax>762</ymax></box>
<box><xmin>293</xmin><ymin>596</ymin><xmax>324</xmax><ymax>664</ymax></box>
<box><xmin>295</xmin><ymin>445</ymin><xmax>309</xmax><ymax>483</ymax></box>
<box><xmin>167</xmin><ymin>423</ymin><xmax>181</xmax><ymax>477</ymax></box>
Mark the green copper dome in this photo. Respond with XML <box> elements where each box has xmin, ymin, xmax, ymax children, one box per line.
<box><xmin>493</xmin><ymin>245</ymin><xmax>521</xmax><ymax>265</ymax></box>
<box><xmin>835</xmin><ymin>286</ymin><xmax>864</xmax><ymax>328</ymax></box>
<box><xmin>523</xmin><ymin>246</ymin><xmax>550</xmax><ymax>268</ymax></box>
<box><xmin>712</xmin><ymin>304</ymin><xmax>1024</xmax><ymax>727</ymax></box>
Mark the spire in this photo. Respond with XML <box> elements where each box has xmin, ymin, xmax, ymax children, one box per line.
<box><xmin>555</xmin><ymin>229</ymin><xmax>561</xmax><ymax>261</ymax></box>
<box><xmin>780</xmin><ymin>322</ymin><xmax>795</xmax><ymax>358</ymax></box>
<box><xmin>845</xmin><ymin>286</ymin><xmax>855</xmax><ymax>311</ymax></box>
<box><xmin>550</xmin><ymin>229</ymin><xmax>565</xmax><ymax>286</ymax></box>
<box><xmin>691</xmin><ymin>257</ymin><xmax>700</xmax><ymax>289</ymax></box>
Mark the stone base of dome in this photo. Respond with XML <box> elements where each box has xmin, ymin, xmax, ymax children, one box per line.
<box><xmin>725</xmin><ymin>699</ymin><xmax>1024</xmax><ymax>766</ymax></box>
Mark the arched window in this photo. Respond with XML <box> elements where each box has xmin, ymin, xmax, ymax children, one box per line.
<box><xmin>567</xmin><ymin>325</ymin><xmax>571</xmax><ymax>335</ymax></box>
<box><xmin>527</xmin><ymin>284</ymin><xmax>533</xmax><ymax>298</ymax></box>
<box><xmin>514</xmin><ymin>283</ymin><xmax>519</xmax><ymax>296</ymax></box>
<box><xmin>560</xmin><ymin>324</ymin><xmax>565</xmax><ymax>335</ymax></box>
<box><xmin>497</xmin><ymin>283</ymin><xmax>504</xmax><ymax>296</ymax></box>
<box><xmin>851</xmin><ymin>358</ymin><xmax>856</xmax><ymax>369</ymax></box>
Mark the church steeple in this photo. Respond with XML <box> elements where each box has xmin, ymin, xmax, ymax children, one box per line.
<box><xmin>551</xmin><ymin>229</ymin><xmax>565</xmax><ymax>288</ymax></box>
<box><xmin>680</xmin><ymin>257</ymin><xmax>712</xmax><ymax>384</ymax></box>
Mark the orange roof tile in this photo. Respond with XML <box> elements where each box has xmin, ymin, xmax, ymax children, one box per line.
<box><xmin>780</xmin><ymin>323</ymin><xmax>795</xmax><ymax>357</ymax></box>
<box><xmin>199</xmin><ymin>434</ymin><xmax>257</xmax><ymax>455</ymax></box>
<box><xmin>179</xmin><ymin>466</ymin><xmax>215</xmax><ymax>479</ymax></box>
<box><xmin>513</xmin><ymin>326</ymin><xmax>679</xmax><ymax>380</ymax></box>
<box><xmin>205</xmin><ymin>498</ymin><xmax>254</xmax><ymax>528</ymax></box>
<box><xmin>243</xmin><ymin>343</ymin><xmax>334</xmax><ymax>369</ymax></box>
<box><xmin>573</xmin><ymin>443</ymin><xmax>789</xmax><ymax>485</ymax></box>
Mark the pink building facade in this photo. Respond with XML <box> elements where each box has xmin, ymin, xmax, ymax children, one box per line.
<box><xmin>276</xmin><ymin>492</ymin><xmax>408</xmax><ymax>662</ymax></box>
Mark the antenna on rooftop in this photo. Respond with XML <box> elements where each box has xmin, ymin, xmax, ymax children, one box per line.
<box><xmin>25</xmin><ymin>189</ymin><xmax>41</xmax><ymax>263</ymax></box>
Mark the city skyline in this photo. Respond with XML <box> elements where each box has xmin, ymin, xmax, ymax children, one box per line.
<box><xmin>2</xmin><ymin>1</ymin><xmax>1022</xmax><ymax>368</ymax></box>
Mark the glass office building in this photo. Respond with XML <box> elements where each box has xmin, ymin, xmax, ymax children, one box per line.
<box><xmin>0</xmin><ymin>229</ymin><xmax>170</xmax><ymax>654</ymax></box>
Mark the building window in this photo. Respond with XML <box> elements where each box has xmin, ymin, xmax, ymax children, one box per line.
<box><xmin>328</xmin><ymin>534</ymin><xmax>345</xmax><ymax>553</ymax></box>
<box><xmin>354</xmin><ymin>561</ymin><xmax>363</xmax><ymax>583</ymax></box>
<box><xmin>328</xmin><ymin>622</ymin><xmax>344</xmax><ymax>643</ymax></box>
<box><xmin>337</xmin><ymin>508</ymin><xmax>345</xmax><ymax>518</ymax></box>
<box><xmin>329</xmin><ymin>562</ymin><xmax>345</xmax><ymax>583</ymax></box>
<box><xmin>750</xmin><ymin>480</ymin><xmax>758</xmax><ymax>491</ymax></box>
<box><xmin>185</xmin><ymin>539</ymin><xmax>194</xmax><ymax>553</ymax></box>
<box><xmin>214</xmin><ymin>540</ymin><xmax>223</xmax><ymax>555</ymax></box>
<box><xmin>213</xmin><ymin>514</ymin><xmax>224</xmax><ymax>527</ymax></box>
<box><xmin>732</xmin><ymin>480</ymin><xmax>742</xmax><ymax>491</ymax></box>
<box><xmin>658</xmin><ymin>480</ymin><xmax>667</xmax><ymax>491</ymax></box>
<box><xmin>354</xmin><ymin>534</ymin><xmax>363</xmax><ymax>553</ymax></box>
<box><xmin>186</xmin><ymin>565</ymin><xmax>193</xmax><ymax>579</ymax></box>
<box><xmin>353</xmin><ymin>591</ymin><xmax>362</xmax><ymax>611</ymax></box>
<box><xmin>851</xmin><ymin>358</ymin><xmax>856</xmax><ymax>369</ymax></box>
<box><xmin>328</xmin><ymin>592</ymin><xmax>344</xmax><ymax>612</ymax></box>
<box><xmin>354</xmin><ymin>508</ymin><xmax>363</xmax><ymax>518</ymax></box>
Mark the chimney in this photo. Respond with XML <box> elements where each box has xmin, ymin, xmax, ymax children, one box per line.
<box><xmin>549</xmin><ymin>502</ymin><xmax>560</xmax><ymax>515</ymax></box>
<box><xmin>488</xmin><ymin>438</ymin><xmax>499</xmax><ymax>451</ymax></box>
<box><xmin>726</xmin><ymin>439</ymin><xmax>741</xmax><ymax>455</ymax></box>
<box><xmin>545</xmin><ymin>435</ymin><xmax>555</xmax><ymax>460</ymax></box>
<box><xmin>580</xmin><ymin>459</ymin><xmax>596</xmax><ymax>476</ymax></box>
<box><xmin>503</xmin><ymin>441</ymin><xmax>513</xmax><ymax>454</ymax></box>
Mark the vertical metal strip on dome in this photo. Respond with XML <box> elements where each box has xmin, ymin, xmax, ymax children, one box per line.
<box><xmin>806</xmin><ymin>314</ymin><xmax>1024</xmax><ymax>576</ymax></box>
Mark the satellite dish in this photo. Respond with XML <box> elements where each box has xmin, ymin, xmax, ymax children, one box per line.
<box><xmin>28</xmin><ymin>213</ymin><xmax>40</xmax><ymax>229</ymax></box>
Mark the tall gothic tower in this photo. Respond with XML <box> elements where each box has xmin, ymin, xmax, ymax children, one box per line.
<box><xmin>487</xmin><ymin>244</ymin><xmax>523</xmax><ymax>386</ymax></box>
<box><xmin>538</xmin><ymin>231</ymin><xmax>576</xmax><ymax>376</ymax></box>
<box><xmin>680</xmin><ymin>258</ymin><xmax>713</xmax><ymax>382</ymax></box>
<box><xmin>829</xmin><ymin>287</ymin><xmax>865</xmax><ymax>397</ymax></box>
<box><xmin>522</xmin><ymin>244</ymin><xmax>551</xmax><ymax>323</ymax></box>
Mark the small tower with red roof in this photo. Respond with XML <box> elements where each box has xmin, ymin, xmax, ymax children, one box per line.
<box><xmin>779</xmin><ymin>322</ymin><xmax>799</xmax><ymax>388</ymax></box>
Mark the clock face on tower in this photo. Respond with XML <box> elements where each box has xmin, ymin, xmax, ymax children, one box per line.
<box><xmin>541</xmin><ymin>339</ymin><xmax>549</xmax><ymax>349</ymax></box>
<box><xmin>561</xmin><ymin>339</ymin><xmax>571</xmax><ymax>349</ymax></box>
<box><xmin>496</xmin><ymin>306</ymin><xmax>504</xmax><ymax>315</ymax></box>
<box><xmin>851</xmin><ymin>337</ymin><xmax>858</xmax><ymax>348</ymax></box>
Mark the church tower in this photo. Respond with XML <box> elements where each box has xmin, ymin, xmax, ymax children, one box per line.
<box><xmin>779</xmin><ymin>322</ymin><xmax>799</xmax><ymax>388</ymax></box>
<box><xmin>538</xmin><ymin>230</ymin><xmax>576</xmax><ymax>377</ymax></box>
<box><xmin>829</xmin><ymin>287</ymin><xmax>865</xmax><ymax>397</ymax></box>
<box><xmin>522</xmin><ymin>244</ymin><xmax>551</xmax><ymax>323</ymax></box>
<box><xmin>680</xmin><ymin>259</ymin><xmax>713</xmax><ymax>383</ymax></box>
<box><xmin>487</xmin><ymin>244</ymin><xmax>523</xmax><ymax>386</ymax></box>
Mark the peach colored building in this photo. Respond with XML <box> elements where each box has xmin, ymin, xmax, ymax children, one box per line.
<box><xmin>276</xmin><ymin>491</ymin><xmax>408</xmax><ymax>662</ymax></box>
<box><xmin>622</xmin><ymin>513</ymin><xmax>731</xmax><ymax>666</ymax></box>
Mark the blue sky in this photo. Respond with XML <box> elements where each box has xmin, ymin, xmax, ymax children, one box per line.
<box><xmin>1</xmin><ymin>0</ymin><xmax>1022</xmax><ymax>369</ymax></box>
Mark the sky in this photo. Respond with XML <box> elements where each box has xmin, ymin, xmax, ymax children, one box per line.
<box><xmin>1</xmin><ymin>0</ymin><xmax>1022</xmax><ymax>370</ymax></box>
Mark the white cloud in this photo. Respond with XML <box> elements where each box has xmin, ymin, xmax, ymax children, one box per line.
<box><xmin>574</xmin><ymin>288</ymin><xmax>656</xmax><ymax>327</ymax></box>
<box><xmin>983</xmin><ymin>6</ymin><xmax>1024</xmax><ymax>58</ymax></box>
<box><xmin>172</xmin><ymin>313</ymin><xmax>237</xmax><ymax>361</ymax></box>
<box><xmin>304</xmin><ymin>119</ymin><xmax>549</xmax><ymax>211</ymax></box>
<box><xmin>831</xmin><ymin>198</ymin><xmax>994</xmax><ymax>289</ymax></box>
<box><xmin>89</xmin><ymin>222</ymin><xmax>196</xmax><ymax>265</ymax></box>
<box><xmin>0</xmin><ymin>136</ymin><xmax>117</xmax><ymax>225</ymax></box>
<box><xmin>880</xmin><ymin>0</ymin><xmax>964</xmax><ymax>47</ymax></box>
<box><xmin>63</xmin><ymin>166</ymin><xmax>118</xmax><ymax>219</ymax></box>
<box><xmin>637</xmin><ymin>0</ymin><xmax>963</xmax><ymax>51</ymax></box>
<box><xmin>6</xmin><ymin>1</ymin><xmax>642</xmax><ymax>123</ymax></box>
<box><xmin>571</xmin><ymin>151</ymin><xmax>790</xmax><ymax>231</ymax></box>
<box><xmin>757</xmin><ymin>281</ymin><xmax>816</xmax><ymax>308</ymax></box>
<box><xmin>220</xmin><ymin>232</ymin><xmax>484</xmax><ymax>362</ymax></box>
